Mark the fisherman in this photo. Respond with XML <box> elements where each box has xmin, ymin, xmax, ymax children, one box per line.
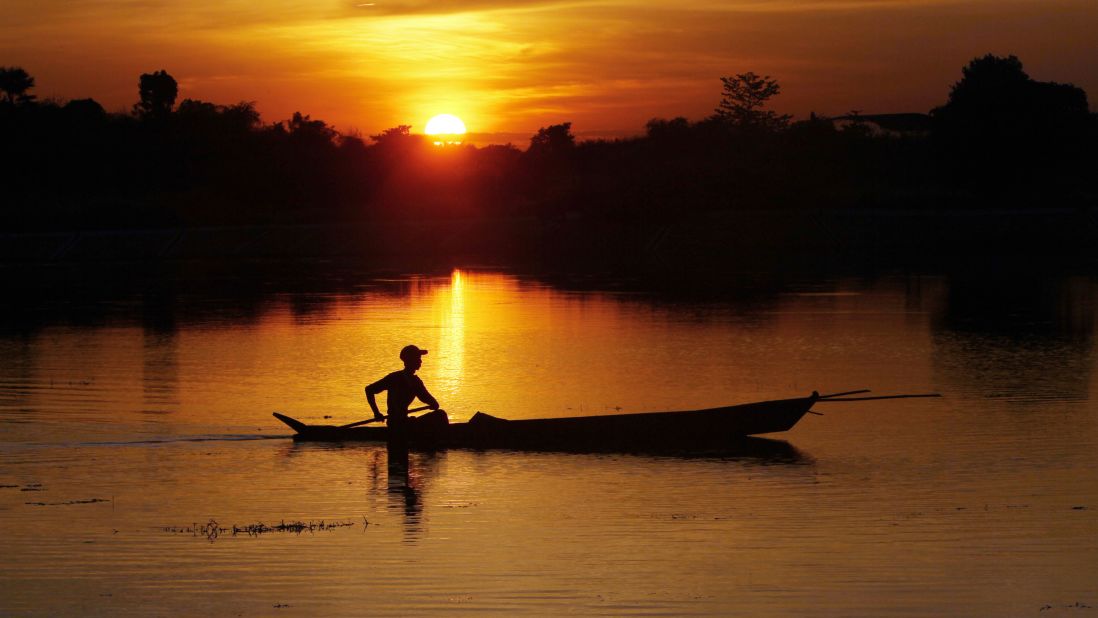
<box><xmin>365</xmin><ymin>345</ymin><xmax>441</xmax><ymax>438</ymax></box>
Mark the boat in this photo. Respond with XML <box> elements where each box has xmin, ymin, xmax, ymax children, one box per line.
<box><xmin>272</xmin><ymin>391</ymin><xmax>821</xmax><ymax>452</ymax></box>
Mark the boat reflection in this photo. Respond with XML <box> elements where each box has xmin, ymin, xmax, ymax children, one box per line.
<box><xmin>452</xmin><ymin>435</ymin><xmax>812</xmax><ymax>463</ymax></box>
<box><xmin>280</xmin><ymin>436</ymin><xmax>810</xmax><ymax>543</ymax></box>
<box><xmin>283</xmin><ymin>434</ymin><xmax>810</xmax><ymax>463</ymax></box>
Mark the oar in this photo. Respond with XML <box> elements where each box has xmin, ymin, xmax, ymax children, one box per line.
<box><xmin>340</xmin><ymin>405</ymin><xmax>432</xmax><ymax>429</ymax></box>
<box><xmin>815</xmin><ymin>393</ymin><xmax>941</xmax><ymax>402</ymax></box>
<box><xmin>819</xmin><ymin>389</ymin><xmax>872</xmax><ymax>399</ymax></box>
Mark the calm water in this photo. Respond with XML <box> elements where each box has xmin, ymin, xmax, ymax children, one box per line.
<box><xmin>1</xmin><ymin>267</ymin><xmax>1096</xmax><ymax>616</ymax></box>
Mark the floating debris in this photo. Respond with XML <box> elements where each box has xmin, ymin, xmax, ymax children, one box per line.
<box><xmin>25</xmin><ymin>498</ymin><xmax>111</xmax><ymax>506</ymax></box>
<box><xmin>165</xmin><ymin>518</ymin><xmax>358</xmax><ymax>541</ymax></box>
<box><xmin>1040</xmin><ymin>602</ymin><xmax>1093</xmax><ymax>611</ymax></box>
<box><xmin>0</xmin><ymin>484</ymin><xmax>19</xmax><ymax>489</ymax></box>
<box><xmin>1071</xmin><ymin>506</ymin><xmax>1088</xmax><ymax>510</ymax></box>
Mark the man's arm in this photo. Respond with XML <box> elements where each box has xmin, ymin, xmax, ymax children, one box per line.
<box><xmin>415</xmin><ymin>378</ymin><xmax>440</xmax><ymax>410</ymax></box>
<box><xmin>365</xmin><ymin>378</ymin><xmax>387</xmax><ymax>419</ymax></box>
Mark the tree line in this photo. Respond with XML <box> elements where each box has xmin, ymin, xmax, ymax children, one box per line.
<box><xmin>1</xmin><ymin>54</ymin><xmax>1094</xmax><ymax>231</ymax></box>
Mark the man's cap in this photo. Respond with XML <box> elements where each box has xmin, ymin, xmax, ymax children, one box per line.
<box><xmin>400</xmin><ymin>345</ymin><xmax>428</xmax><ymax>361</ymax></box>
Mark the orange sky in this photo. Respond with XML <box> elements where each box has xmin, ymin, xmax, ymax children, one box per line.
<box><xmin>2</xmin><ymin>0</ymin><xmax>1096</xmax><ymax>142</ymax></box>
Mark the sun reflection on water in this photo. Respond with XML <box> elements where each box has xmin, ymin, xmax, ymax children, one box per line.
<box><xmin>432</xmin><ymin>270</ymin><xmax>466</xmax><ymax>402</ymax></box>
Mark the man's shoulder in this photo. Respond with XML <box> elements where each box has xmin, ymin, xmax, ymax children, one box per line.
<box><xmin>381</xmin><ymin>370</ymin><xmax>408</xmax><ymax>384</ymax></box>
<box><xmin>369</xmin><ymin>371</ymin><xmax>403</xmax><ymax>387</ymax></box>
<box><xmin>385</xmin><ymin>370</ymin><xmax>423</xmax><ymax>385</ymax></box>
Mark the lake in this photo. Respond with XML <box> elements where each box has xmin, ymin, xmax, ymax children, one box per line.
<box><xmin>1</xmin><ymin>265</ymin><xmax>1096</xmax><ymax>616</ymax></box>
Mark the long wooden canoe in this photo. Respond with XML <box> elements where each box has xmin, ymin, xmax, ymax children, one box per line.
<box><xmin>273</xmin><ymin>392</ymin><xmax>819</xmax><ymax>452</ymax></box>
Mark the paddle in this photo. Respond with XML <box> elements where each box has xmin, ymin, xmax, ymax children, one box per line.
<box><xmin>807</xmin><ymin>391</ymin><xmax>940</xmax><ymax>416</ymax></box>
<box><xmin>340</xmin><ymin>405</ymin><xmax>433</xmax><ymax>429</ymax></box>
<box><xmin>819</xmin><ymin>389</ymin><xmax>872</xmax><ymax>399</ymax></box>
<box><xmin>815</xmin><ymin>393</ymin><xmax>941</xmax><ymax>402</ymax></box>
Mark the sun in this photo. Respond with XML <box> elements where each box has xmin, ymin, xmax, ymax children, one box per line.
<box><xmin>425</xmin><ymin>114</ymin><xmax>466</xmax><ymax>135</ymax></box>
<box><xmin>425</xmin><ymin>114</ymin><xmax>467</xmax><ymax>141</ymax></box>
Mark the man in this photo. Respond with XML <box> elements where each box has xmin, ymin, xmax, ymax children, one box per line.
<box><xmin>365</xmin><ymin>345</ymin><xmax>440</xmax><ymax>433</ymax></box>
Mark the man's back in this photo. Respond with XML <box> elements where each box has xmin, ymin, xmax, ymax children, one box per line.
<box><xmin>366</xmin><ymin>370</ymin><xmax>437</xmax><ymax>418</ymax></box>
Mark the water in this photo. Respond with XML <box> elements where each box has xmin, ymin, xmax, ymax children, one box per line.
<box><xmin>1</xmin><ymin>267</ymin><xmax>1096</xmax><ymax>616</ymax></box>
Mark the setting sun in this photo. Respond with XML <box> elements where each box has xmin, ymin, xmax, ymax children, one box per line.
<box><xmin>425</xmin><ymin>114</ymin><xmax>467</xmax><ymax>136</ymax></box>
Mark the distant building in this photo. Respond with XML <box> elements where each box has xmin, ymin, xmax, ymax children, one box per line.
<box><xmin>831</xmin><ymin>113</ymin><xmax>932</xmax><ymax>137</ymax></box>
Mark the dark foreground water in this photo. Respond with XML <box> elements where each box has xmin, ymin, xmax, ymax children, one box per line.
<box><xmin>1</xmin><ymin>267</ymin><xmax>1096</xmax><ymax>616</ymax></box>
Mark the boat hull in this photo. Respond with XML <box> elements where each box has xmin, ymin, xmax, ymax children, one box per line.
<box><xmin>273</xmin><ymin>393</ymin><xmax>819</xmax><ymax>452</ymax></box>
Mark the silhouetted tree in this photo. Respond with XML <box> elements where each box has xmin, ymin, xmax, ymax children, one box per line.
<box><xmin>285</xmin><ymin>111</ymin><xmax>335</xmax><ymax>144</ymax></box>
<box><xmin>527</xmin><ymin>122</ymin><xmax>575</xmax><ymax>158</ymax></box>
<box><xmin>932</xmin><ymin>54</ymin><xmax>1091</xmax><ymax>183</ymax></box>
<box><xmin>714</xmin><ymin>72</ymin><xmax>791</xmax><ymax>131</ymax></box>
<box><xmin>176</xmin><ymin>99</ymin><xmax>261</xmax><ymax>135</ymax></box>
<box><xmin>175</xmin><ymin>98</ymin><xmax>219</xmax><ymax>120</ymax></box>
<box><xmin>645</xmin><ymin>117</ymin><xmax>691</xmax><ymax>140</ymax></box>
<box><xmin>934</xmin><ymin>54</ymin><xmax>1091</xmax><ymax>136</ymax></box>
<box><xmin>339</xmin><ymin>134</ymin><xmax>368</xmax><ymax>155</ymax></box>
<box><xmin>520</xmin><ymin>123</ymin><xmax>577</xmax><ymax>213</ymax></box>
<box><xmin>368</xmin><ymin>125</ymin><xmax>426</xmax><ymax>160</ymax></box>
<box><xmin>0</xmin><ymin>67</ymin><xmax>35</xmax><ymax>105</ymax></box>
<box><xmin>63</xmin><ymin>98</ymin><xmax>106</xmax><ymax>119</ymax></box>
<box><xmin>370</xmin><ymin>124</ymin><xmax>413</xmax><ymax>144</ymax></box>
<box><xmin>222</xmin><ymin>101</ymin><xmax>261</xmax><ymax>131</ymax></box>
<box><xmin>134</xmin><ymin>70</ymin><xmax>178</xmax><ymax>119</ymax></box>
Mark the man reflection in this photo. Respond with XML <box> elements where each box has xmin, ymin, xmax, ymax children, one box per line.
<box><xmin>386</xmin><ymin>444</ymin><xmax>422</xmax><ymax>522</ymax></box>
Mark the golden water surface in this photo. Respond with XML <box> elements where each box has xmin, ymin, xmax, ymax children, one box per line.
<box><xmin>1</xmin><ymin>269</ymin><xmax>1096</xmax><ymax>615</ymax></box>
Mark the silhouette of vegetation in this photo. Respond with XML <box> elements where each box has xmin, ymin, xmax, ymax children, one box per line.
<box><xmin>371</xmin><ymin>124</ymin><xmax>414</xmax><ymax>144</ymax></box>
<box><xmin>134</xmin><ymin>70</ymin><xmax>178</xmax><ymax>120</ymax></box>
<box><xmin>715</xmin><ymin>72</ymin><xmax>791</xmax><ymax>132</ymax></box>
<box><xmin>931</xmin><ymin>54</ymin><xmax>1092</xmax><ymax>188</ymax></box>
<box><xmin>527</xmin><ymin>122</ymin><xmax>575</xmax><ymax>158</ymax></box>
<box><xmin>0</xmin><ymin>56</ymin><xmax>1094</xmax><ymax>267</ymax></box>
<box><xmin>0</xmin><ymin>67</ymin><xmax>36</xmax><ymax>106</ymax></box>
